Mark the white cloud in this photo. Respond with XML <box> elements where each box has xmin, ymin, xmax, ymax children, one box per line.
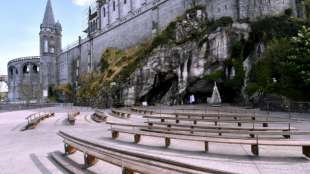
<box><xmin>72</xmin><ymin>0</ymin><xmax>93</xmax><ymax>6</ymax></box>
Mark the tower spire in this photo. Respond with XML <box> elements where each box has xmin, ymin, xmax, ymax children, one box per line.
<box><xmin>42</xmin><ymin>0</ymin><xmax>55</xmax><ymax>27</ymax></box>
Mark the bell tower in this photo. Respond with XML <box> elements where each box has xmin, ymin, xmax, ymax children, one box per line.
<box><xmin>39</xmin><ymin>0</ymin><xmax>62</xmax><ymax>99</ymax></box>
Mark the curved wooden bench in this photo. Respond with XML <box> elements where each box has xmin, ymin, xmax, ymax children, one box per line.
<box><xmin>143</xmin><ymin>115</ymin><xmax>295</xmax><ymax>128</ymax></box>
<box><xmin>109</xmin><ymin>128</ymin><xmax>310</xmax><ymax>157</ymax></box>
<box><xmin>131</xmin><ymin>107</ymin><xmax>154</xmax><ymax>115</ymax></box>
<box><xmin>107</xmin><ymin>122</ymin><xmax>308</xmax><ymax>139</ymax></box>
<box><xmin>58</xmin><ymin>131</ymin><xmax>233</xmax><ymax>174</ymax></box>
<box><xmin>146</xmin><ymin>121</ymin><xmax>295</xmax><ymax>131</ymax></box>
<box><xmin>25</xmin><ymin>112</ymin><xmax>55</xmax><ymax>130</ymax></box>
<box><xmin>111</xmin><ymin>108</ymin><xmax>131</xmax><ymax>118</ymax></box>
<box><xmin>51</xmin><ymin>151</ymin><xmax>95</xmax><ymax>174</ymax></box>
<box><xmin>91</xmin><ymin>110</ymin><xmax>107</xmax><ymax>123</ymax></box>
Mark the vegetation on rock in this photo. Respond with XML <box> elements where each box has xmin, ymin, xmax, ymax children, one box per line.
<box><xmin>247</xmin><ymin>26</ymin><xmax>310</xmax><ymax>101</ymax></box>
<box><xmin>72</xmin><ymin>6</ymin><xmax>310</xmax><ymax>106</ymax></box>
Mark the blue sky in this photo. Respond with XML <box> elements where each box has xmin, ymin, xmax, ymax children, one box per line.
<box><xmin>0</xmin><ymin>0</ymin><xmax>94</xmax><ymax>75</ymax></box>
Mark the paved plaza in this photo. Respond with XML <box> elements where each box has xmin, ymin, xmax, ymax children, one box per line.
<box><xmin>0</xmin><ymin>106</ymin><xmax>309</xmax><ymax>174</ymax></box>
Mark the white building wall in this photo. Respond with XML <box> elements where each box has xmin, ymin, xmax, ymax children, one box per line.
<box><xmin>101</xmin><ymin>4</ymin><xmax>109</xmax><ymax>28</ymax></box>
<box><xmin>120</xmin><ymin>0</ymin><xmax>131</xmax><ymax>18</ymax></box>
<box><xmin>109</xmin><ymin>0</ymin><xmax>120</xmax><ymax>24</ymax></box>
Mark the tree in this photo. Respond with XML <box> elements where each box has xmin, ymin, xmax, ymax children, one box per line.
<box><xmin>287</xmin><ymin>26</ymin><xmax>310</xmax><ymax>85</ymax></box>
<box><xmin>305</xmin><ymin>0</ymin><xmax>310</xmax><ymax>21</ymax></box>
<box><xmin>248</xmin><ymin>26</ymin><xmax>310</xmax><ymax>100</ymax></box>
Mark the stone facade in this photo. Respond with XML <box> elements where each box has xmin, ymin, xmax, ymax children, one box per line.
<box><xmin>7</xmin><ymin>57</ymin><xmax>41</xmax><ymax>102</ymax></box>
<box><xmin>40</xmin><ymin>0</ymin><xmax>62</xmax><ymax>97</ymax></box>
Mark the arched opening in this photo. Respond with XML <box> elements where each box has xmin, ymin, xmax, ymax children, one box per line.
<box><xmin>8</xmin><ymin>66</ymin><xmax>17</xmax><ymax>78</ymax></box>
<box><xmin>23</xmin><ymin>64</ymin><xmax>30</xmax><ymax>74</ymax></box>
<box><xmin>33</xmin><ymin>65</ymin><xmax>39</xmax><ymax>73</ymax></box>
<box><xmin>9</xmin><ymin>67</ymin><xmax>14</xmax><ymax>76</ymax></box>
<box><xmin>44</xmin><ymin>39</ymin><xmax>49</xmax><ymax>53</ymax></box>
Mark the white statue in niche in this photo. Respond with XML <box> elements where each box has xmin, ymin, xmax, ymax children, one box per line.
<box><xmin>207</xmin><ymin>82</ymin><xmax>222</xmax><ymax>105</ymax></box>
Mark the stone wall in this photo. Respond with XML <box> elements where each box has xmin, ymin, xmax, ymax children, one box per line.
<box><xmin>57</xmin><ymin>0</ymin><xmax>188</xmax><ymax>85</ymax></box>
<box><xmin>7</xmin><ymin>57</ymin><xmax>41</xmax><ymax>102</ymax></box>
<box><xmin>56</xmin><ymin>0</ymin><xmax>302</xmax><ymax>87</ymax></box>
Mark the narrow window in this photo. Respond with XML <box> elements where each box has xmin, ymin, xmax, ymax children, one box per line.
<box><xmin>103</xmin><ymin>7</ymin><xmax>106</xmax><ymax>17</ymax></box>
<box><xmin>124</xmin><ymin>0</ymin><xmax>127</xmax><ymax>4</ymax></box>
<box><xmin>44</xmin><ymin>39</ymin><xmax>48</xmax><ymax>53</ymax></box>
<box><xmin>113</xmin><ymin>1</ymin><xmax>116</xmax><ymax>11</ymax></box>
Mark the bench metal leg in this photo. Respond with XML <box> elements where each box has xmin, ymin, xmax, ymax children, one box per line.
<box><xmin>205</xmin><ymin>141</ymin><xmax>209</xmax><ymax>152</ymax></box>
<box><xmin>238</xmin><ymin>122</ymin><xmax>242</xmax><ymax>127</ymax></box>
<box><xmin>302</xmin><ymin>146</ymin><xmax>310</xmax><ymax>157</ymax></box>
<box><xmin>251</xmin><ymin>144</ymin><xmax>259</xmax><ymax>156</ymax></box>
<box><xmin>193</xmin><ymin>120</ymin><xmax>197</xmax><ymax>125</ymax></box>
<box><xmin>134</xmin><ymin>134</ymin><xmax>141</xmax><ymax>144</ymax></box>
<box><xmin>176</xmin><ymin>120</ymin><xmax>180</xmax><ymax>124</ymax></box>
<box><xmin>122</xmin><ymin>168</ymin><xmax>134</xmax><ymax>174</ymax></box>
<box><xmin>161</xmin><ymin>119</ymin><xmax>165</xmax><ymax>123</ymax></box>
<box><xmin>263</xmin><ymin>123</ymin><xmax>268</xmax><ymax>127</ymax></box>
<box><xmin>64</xmin><ymin>144</ymin><xmax>77</xmax><ymax>155</ymax></box>
<box><xmin>148</xmin><ymin>123</ymin><xmax>153</xmax><ymax>126</ymax></box>
<box><xmin>84</xmin><ymin>153</ymin><xmax>98</xmax><ymax>168</ymax></box>
<box><xmin>214</xmin><ymin>121</ymin><xmax>217</xmax><ymax>126</ymax></box>
<box><xmin>112</xmin><ymin>131</ymin><xmax>119</xmax><ymax>139</ymax></box>
<box><xmin>165</xmin><ymin>138</ymin><xmax>170</xmax><ymax>148</ymax></box>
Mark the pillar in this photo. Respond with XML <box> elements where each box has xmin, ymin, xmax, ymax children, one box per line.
<box><xmin>112</xmin><ymin>131</ymin><xmax>119</xmax><ymax>139</ymax></box>
<box><xmin>134</xmin><ymin>134</ymin><xmax>141</xmax><ymax>143</ymax></box>
<box><xmin>165</xmin><ymin>137</ymin><xmax>171</xmax><ymax>148</ymax></box>
<box><xmin>84</xmin><ymin>153</ymin><xmax>98</xmax><ymax>168</ymax></box>
<box><xmin>251</xmin><ymin>144</ymin><xmax>259</xmax><ymax>156</ymax></box>
<box><xmin>64</xmin><ymin>144</ymin><xmax>77</xmax><ymax>155</ymax></box>
<box><xmin>205</xmin><ymin>141</ymin><xmax>209</xmax><ymax>152</ymax></box>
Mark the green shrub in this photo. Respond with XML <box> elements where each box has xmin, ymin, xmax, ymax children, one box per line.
<box><xmin>245</xmin><ymin>83</ymin><xmax>260</xmax><ymax>96</ymax></box>
<box><xmin>203</xmin><ymin>70</ymin><xmax>224</xmax><ymax>81</ymax></box>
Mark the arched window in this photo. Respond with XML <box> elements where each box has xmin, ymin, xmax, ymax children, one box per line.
<box><xmin>44</xmin><ymin>39</ymin><xmax>49</xmax><ymax>53</ymax></box>
<box><xmin>9</xmin><ymin>67</ymin><xmax>14</xmax><ymax>77</ymax></box>
<box><xmin>23</xmin><ymin>64</ymin><xmax>30</xmax><ymax>74</ymax></box>
<box><xmin>33</xmin><ymin>65</ymin><xmax>39</xmax><ymax>73</ymax></box>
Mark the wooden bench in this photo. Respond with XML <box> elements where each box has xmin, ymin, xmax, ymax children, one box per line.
<box><xmin>50</xmin><ymin>151</ymin><xmax>95</xmax><ymax>174</ymax></box>
<box><xmin>109</xmin><ymin>128</ymin><xmax>310</xmax><ymax>157</ymax></box>
<box><xmin>111</xmin><ymin>108</ymin><xmax>131</xmax><ymax>118</ymax></box>
<box><xmin>91</xmin><ymin>110</ymin><xmax>107</xmax><ymax>123</ymax></box>
<box><xmin>25</xmin><ymin>112</ymin><xmax>55</xmax><ymax>130</ymax></box>
<box><xmin>58</xmin><ymin>131</ymin><xmax>233</xmax><ymax>174</ymax></box>
<box><xmin>107</xmin><ymin>122</ymin><xmax>308</xmax><ymax>139</ymax></box>
<box><xmin>67</xmin><ymin>112</ymin><xmax>80</xmax><ymax>125</ymax></box>
<box><xmin>144</xmin><ymin>115</ymin><xmax>294</xmax><ymax>128</ymax></box>
<box><xmin>146</xmin><ymin>121</ymin><xmax>295</xmax><ymax>131</ymax></box>
<box><xmin>131</xmin><ymin>107</ymin><xmax>154</xmax><ymax>115</ymax></box>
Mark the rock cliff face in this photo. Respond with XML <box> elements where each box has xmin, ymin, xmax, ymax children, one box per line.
<box><xmin>116</xmin><ymin>1</ymin><xmax>307</xmax><ymax>106</ymax></box>
<box><xmin>122</xmin><ymin>10</ymin><xmax>252</xmax><ymax>105</ymax></box>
